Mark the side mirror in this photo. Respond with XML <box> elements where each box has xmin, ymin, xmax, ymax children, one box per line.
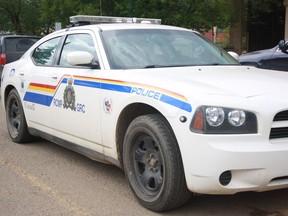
<box><xmin>67</xmin><ymin>51</ymin><xmax>99</xmax><ymax>68</ymax></box>
<box><xmin>279</xmin><ymin>40</ymin><xmax>288</xmax><ymax>54</ymax></box>
<box><xmin>228</xmin><ymin>51</ymin><xmax>239</xmax><ymax>61</ymax></box>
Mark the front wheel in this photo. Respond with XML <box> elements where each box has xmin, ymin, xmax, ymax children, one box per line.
<box><xmin>6</xmin><ymin>89</ymin><xmax>33</xmax><ymax>143</ymax></box>
<box><xmin>123</xmin><ymin>114</ymin><xmax>191</xmax><ymax>212</ymax></box>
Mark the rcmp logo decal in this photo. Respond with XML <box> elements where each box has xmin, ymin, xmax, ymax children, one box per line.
<box><xmin>52</xmin><ymin>76</ymin><xmax>86</xmax><ymax>113</ymax></box>
<box><xmin>63</xmin><ymin>76</ymin><xmax>76</xmax><ymax>111</ymax></box>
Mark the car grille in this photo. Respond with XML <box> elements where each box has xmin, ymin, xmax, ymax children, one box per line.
<box><xmin>270</xmin><ymin>111</ymin><xmax>288</xmax><ymax>139</ymax></box>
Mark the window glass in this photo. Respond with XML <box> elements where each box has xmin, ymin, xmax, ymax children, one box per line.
<box><xmin>4</xmin><ymin>37</ymin><xmax>39</xmax><ymax>63</ymax></box>
<box><xmin>5</xmin><ymin>37</ymin><xmax>39</xmax><ymax>52</ymax></box>
<box><xmin>32</xmin><ymin>37</ymin><xmax>60</xmax><ymax>66</ymax></box>
<box><xmin>101</xmin><ymin>29</ymin><xmax>239</xmax><ymax>69</ymax></box>
<box><xmin>59</xmin><ymin>34</ymin><xmax>96</xmax><ymax>66</ymax></box>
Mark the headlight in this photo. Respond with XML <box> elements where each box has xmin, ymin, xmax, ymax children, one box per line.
<box><xmin>228</xmin><ymin>110</ymin><xmax>246</xmax><ymax>127</ymax></box>
<box><xmin>190</xmin><ymin>106</ymin><xmax>257</xmax><ymax>134</ymax></box>
<box><xmin>206</xmin><ymin>107</ymin><xmax>225</xmax><ymax>127</ymax></box>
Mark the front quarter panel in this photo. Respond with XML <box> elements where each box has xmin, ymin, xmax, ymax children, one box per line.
<box><xmin>99</xmin><ymin>69</ymin><xmax>193</xmax><ymax>160</ymax></box>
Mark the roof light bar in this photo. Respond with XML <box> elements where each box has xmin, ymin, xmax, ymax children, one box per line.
<box><xmin>70</xmin><ymin>15</ymin><xmax>161</xmax><ymax>25</ymax></box>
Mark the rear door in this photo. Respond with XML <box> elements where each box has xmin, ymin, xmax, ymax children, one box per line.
<box><xmin>23</xmin><ymin>36</ymin><xmax>62</xmax><ymax>129</ymax></box>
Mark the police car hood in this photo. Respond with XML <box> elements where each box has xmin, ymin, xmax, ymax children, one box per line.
<box><xmin>131</xmin><ymin>65</ymin><xmax>288</xmax><ymax>98</ymax></box>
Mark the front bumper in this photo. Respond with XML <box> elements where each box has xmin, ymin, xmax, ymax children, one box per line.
<box><xmin>180</xmin><ymin>133</ymin><xmax>288</xmax><ymax>194</ymax></box>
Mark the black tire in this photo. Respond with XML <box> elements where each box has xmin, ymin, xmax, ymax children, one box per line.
<box><xmin>6</xmin><ymin>89</ymin><xmax>33</xmax><ymax>143</ymax></box>
<box><xmin>123</xmin><ymin>114</ymin><xmax>191</xmax><ymax>212</ymax></box>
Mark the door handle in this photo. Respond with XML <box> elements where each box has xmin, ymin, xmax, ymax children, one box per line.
<box><xmin>51</xmin><ymin>74</ymin><xmax>58</xmax><ymax>81</ymax></box>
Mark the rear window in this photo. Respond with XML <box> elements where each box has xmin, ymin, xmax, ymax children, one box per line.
<box><xmin>3</xmin><ymin>37</ymin><xmax>39</xmax><ymax>63</ymax></box>
<box><xmin>5</xmin><ymin>37</ymin><xmax>39</xmax><ymax>52</ymax></box>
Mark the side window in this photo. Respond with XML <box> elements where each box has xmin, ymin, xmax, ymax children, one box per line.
<box><xmin>32</xmin><ymin>37</ymin><xmax>60</xmax><ymax>66</ymax></box>
<box><xmin>59</xmin><ymin>34</ymin><xmax>96</xmax><ymax>66</ymax></box>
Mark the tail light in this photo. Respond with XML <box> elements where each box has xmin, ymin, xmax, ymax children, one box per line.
<box><xmin>0</xmin><ymin>53</ymin><xmax>6</xmax><ymax>65</ymax></box>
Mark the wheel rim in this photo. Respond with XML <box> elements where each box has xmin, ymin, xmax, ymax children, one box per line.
<box><xmin>8</xmin><ymin>98</ymin><xmax>21</xmax><ymax>138</ymax></box>
<box><xmin>132</xmin><ymin>133</ymin><xmax>164</xmax><ymax>196</ymax></box>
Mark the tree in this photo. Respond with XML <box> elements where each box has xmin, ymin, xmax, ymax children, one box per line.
<box><xmin>111</xmin><ymin>0</ymin><xmax>234</xmax><ymax>32</ymax></box>
<box><xmin>0</xmin><ymin>0</ymin><xmax>238</xmax><ymax>36</ymax></box>
<box><xmin>0</xmin><ymin>0</ymin><xmax>40</xmax><ymax>34</ymax></box>
<box><xmin>0</xmin><ymin>0</ymin><xmax>24</xmax><ymax>33</ymax></box>
<box><xmin>21</xmin><ymin>0</ymin><xmax>41</xmax><ymax>35</ymax></box>
<box><xmin>39</xmin><ymin>0</ymin><xmax>84</xmax><ymax>34</ymax></box>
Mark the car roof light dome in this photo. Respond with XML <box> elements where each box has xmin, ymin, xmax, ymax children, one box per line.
<box><xmin>70</xmin><ymin>15</ymin><xmax>161</xmax><ymax>26</ymax></box>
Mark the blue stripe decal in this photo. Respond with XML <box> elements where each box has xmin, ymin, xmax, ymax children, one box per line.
<box><xmin>101</xmin><ymin>83</ymin><xmax>132</xmax><ymax>93</ymax></box>
<box><xmin>62</xmin><ymin>78</ymin><xmax>68</xmax><ymax>84</ymax></box>
<box><xmin>23</xmin><ymin>92</ymin><xmax>53</xmax><ymax>106</ymax></box>
<box><xmin>24</xmin><ymin>78</ymin><xmax>192</xmax><ymax>112</ymax></box>
<box><xmin>74</xmin><ymin>80</ymin><xmax>101</xmax><ymax>88</ymax></box>
<box><xmin>73</xmin><ymin>80</ymin><xmax>132</xmax><ymax>93</ymax></box>
<box><xmin>160</xmin><ymin>94</ymin><xmax>192</xmax><ymax>112</ymax></box>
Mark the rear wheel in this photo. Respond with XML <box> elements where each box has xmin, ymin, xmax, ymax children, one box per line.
<box><xmin>123</xmin><ymin>114</ymin><xmax>191</xmax><ymax>212</ymax></box>
<box><xmin>6</xmin><ymin>89</ymin><xmax>33</xmax><ymax>143</ymax></box>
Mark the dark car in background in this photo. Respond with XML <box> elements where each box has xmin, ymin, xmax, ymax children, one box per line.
<box><xmin>0</xmin><ymin>35</ymin><xmax>40</xmax><ymax>79</ymax></box>
<box><xmin>239</xmin><ymin>40</ymin><xmax>288</xmax><ymax>72</ymax></box>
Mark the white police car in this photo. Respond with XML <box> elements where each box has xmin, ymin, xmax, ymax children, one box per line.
<box><xmin>2</xmin><ymin>15</ymin><xmax>288</xmax><ymax>212</ymax></box>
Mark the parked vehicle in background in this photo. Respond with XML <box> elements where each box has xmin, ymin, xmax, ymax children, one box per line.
<box><xmin>279</xmin><ymin>39</ymin><xmax>288</xmax><ymax>53</ymax></box>
<box><xmin>0</xmin><ymin>35</ymin><xmax>40</xmax><ymax>80</ymax></box>
<box><xmin>239</xmin><ymin>40</ymin><xmax>288</xmax><ymax>71</ymax></box>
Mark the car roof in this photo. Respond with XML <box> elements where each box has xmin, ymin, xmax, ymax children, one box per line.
<box><xmin>36</xmin><ymin>16</ymin><xmax>198</xmax><ymax>44</ymax></box>
<box><xmin>41</xmin><ymin>23</ymin><xmax>194</xmax><ymax>43</ymax></box>
<box><xmin>52</xmin><ymin>15</ymin><xmax>193</xmax><ymax>34</ymax></box>
<box><xmin>66</xmin><ymin>23</ymin><xmax>192</xmax><ymax>32</ymax></box>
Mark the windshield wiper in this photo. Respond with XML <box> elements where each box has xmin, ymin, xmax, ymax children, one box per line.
<box><xmin>144</xmin><ymin>65</ymin><xmax>166</xmax><ymax>68</ymax></box>
<box><xmin>203</xmin><ymin>63</ymin><xmax>221</xmax><ymax>66</ymax></box>
<box><xmin>144</xmin><ymin>64</ymin><xmax>197</xmax><ymax>68</ymax></box>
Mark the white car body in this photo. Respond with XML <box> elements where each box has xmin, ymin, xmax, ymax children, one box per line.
<box><xmin>1</xmin><ymin>16</ymin><xmax>288</xmax><ymax>211</ymax></box>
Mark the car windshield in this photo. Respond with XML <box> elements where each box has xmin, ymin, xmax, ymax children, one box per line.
<box><xmin>101</xmin><ymin>28</ymin><xmax>239</xmax><ymax>69</ymax></box>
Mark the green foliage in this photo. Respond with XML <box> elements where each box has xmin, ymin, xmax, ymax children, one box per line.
<box><xmin>0</xmin><ymin>0</ymin><xmax>284</xmax><ymax>36</ymax></box>
<box><xmin>21</xmin><ymin>0</ymin><xmax>41</xmax><ymax>35</ymax></box>
<box><xmin>0</xmin><ymin>0</ymin><xmax>22</xmax><ymax>33</ymax></box>
<box><xmin>39</xmin><ymin>0</ymin><xmax>84</xmax><ymax>34</ymax></box>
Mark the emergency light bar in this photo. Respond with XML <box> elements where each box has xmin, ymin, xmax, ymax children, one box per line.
<box><xmin>70</xmin><ymin>15</ymin><xmax>161</xmax><ymax>25</ymax></box>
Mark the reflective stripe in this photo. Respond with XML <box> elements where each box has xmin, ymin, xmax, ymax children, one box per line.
<box><xmin>23</xmin><ymin>76</ymin><xmax>192</xmax><ymax>112</ymax></box>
